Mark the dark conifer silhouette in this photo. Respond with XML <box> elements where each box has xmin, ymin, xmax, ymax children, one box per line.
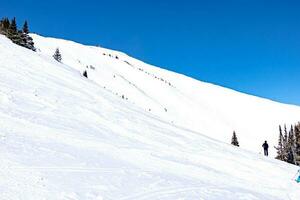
<box><xmin>0</xmin><ymin>17</ymin><xmax>35</xmax><ymax>51</ymax></box>
<box><xmin>7</xmin><ymin>17</ymin><xmax>21</xmax><ymax>45</ymax></box>
<box><xmin>22</xmin><ymin>21</ymin><xmax>29</xmax><ymax>34</ymax></box>
<box><xmin>0</xmin><ymin>18</ymin><xmax>10</xmax><ymax>34</ymax></box>
<box><xmin>287</xmin><ymin>126</ymin><xmax>295</xmax><ymax>164</ymax></box>
<box><xmin>294</xmin><ymin>123</ymin><xmax>300</xmax><ymax>165</ymax></box>
<box><xmin>231</xmin><ymin>131</ymin><xmax>239</xmax><ymax>147</ymax></box>
<box><xmin>275</xmin><ymin>123</ymin><xmax>300</xmax><ymax>165</ymax></box>
<box><xmin>9</xmin><ymin>17</ymin><xmax>17</xmax><ymax>33</ymax></box>
<box><xmin>83</xmin><ymin>70</ymin><xmax>88</xmax><ymax>78</ymax></box>
<box><xmin>53</xmin><ymin>48</ymin><xmax>62</xmax><ymax>62</ymax></box>
<box><xmin>21</xmin><ymin>21</ymin><xmax>35</xmax><ymax>51</ymax></box>
<box><xmin>275</xmin><ymin>125</ymin><xmax>284</xmax><ymax>161</ymax></box>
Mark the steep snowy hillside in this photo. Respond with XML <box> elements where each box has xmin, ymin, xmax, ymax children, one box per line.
<box><xmin>0</xmin><ymin>34</ymin><xmax>300</xmax><ymax>199</ymax></box>
<box><xmin>31</xmin><ymin>34</ymin><xmax>300</xmax><ymax>155</ymax></box>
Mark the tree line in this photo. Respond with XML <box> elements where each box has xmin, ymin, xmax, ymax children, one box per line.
<box><xmin>275</xmin><ymin>123</ymin><xmax>300</xmax><ymax>165</ymax></box>
<box><xmin>0</xmin><ymin>16</ymin><xmax>88</xmax><ymax>78</ymax></box>
<box><xmin>231</xmin><ymin>123</ymin><xmax>300</xmax><ymax>165</ymax></box>
<box><xmin>0</xmin><ymin>17</ymin><xmax>35</xmax><ymax>51</ymax></box>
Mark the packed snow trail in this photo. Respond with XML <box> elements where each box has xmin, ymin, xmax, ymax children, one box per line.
<box><xmin>0</xmin><ymin>34</ymin><xmax>300</xmax><ymax>199</ymax></box>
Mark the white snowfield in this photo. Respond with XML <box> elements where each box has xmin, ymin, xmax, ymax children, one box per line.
<box><xmin>0</xmin><ymin>33</ymin><xmax>299</xmax><ymax>199</ymax></box>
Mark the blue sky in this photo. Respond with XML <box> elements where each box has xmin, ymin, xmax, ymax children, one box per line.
<box><xmin>1</xmin><ymin>0</ymin><xmax>300</xmax><ymax>105</ymax></box>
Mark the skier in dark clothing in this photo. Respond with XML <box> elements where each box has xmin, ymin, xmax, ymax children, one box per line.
<box><xmin>262</xmin><ymin>141</ymin><xmax>269</xmax><ymax>156</ymax></box>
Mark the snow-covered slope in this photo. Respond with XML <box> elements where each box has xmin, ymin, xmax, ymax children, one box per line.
<box><xmin>0</xmin><ymin>34</ymin><xmax>299</xmax><ymax>199</ymax></box>
<box><xmin>32</xmin><ymin>34</ymin><xmax>300</xmax><ymax>155</ymax></box>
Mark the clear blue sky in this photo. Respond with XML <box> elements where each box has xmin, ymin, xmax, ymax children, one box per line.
<box><xmin>1</xmin><ymin>0</ymin><xmax>300</xmax><ymax>105</ymax></box>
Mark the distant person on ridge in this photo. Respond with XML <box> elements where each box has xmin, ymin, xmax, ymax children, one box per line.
<box><xmin>262</xmin><ymin>141</ymin><xmax>269</xmax><ymax>156</ymax></box>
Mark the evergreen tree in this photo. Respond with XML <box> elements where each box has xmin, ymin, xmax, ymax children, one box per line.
<box><xmin>231</xmin><ymin>131</ymin><xmax>239</xmax><ymax>147</ymax></box>
<box><xmin>53</xmin><ymin>48</ymin><xmax>62</xmax><ymax>62</ymax></box>
<box><xmin>276</xmin><ymin>122</ymin><xmax>300</xmax><ymax>165</ymax></box>
<box><xmin>7</xmin><ymin>17</ymin><xmax>22</xmax><ymax>45</ymax></box>
<box><xmin>2</xmin><ymin>18</ymin><xmax>10</xmax><ymax>29</ymax></box>
<box><xmin>283</xmin><ymin>124</ymin><xmax>288</xmax><ymax>142</ymax></box>
<box><xmin>0</xmin><ymin>17</ymin><xmax>35</xmax><ymax>51</ymax></box>
<box><xmin>0</xmin><ymin>18</ymin><xmax>10</xmax><ymax>34</ymax></box>
<box><xmin>287</xmin><ymin>126</ymin><xmax>295</xmax><ymax>164</ymax></box>
<box><xmin>289</xmin><ymin>125</ymin><xmax>295</xmax><ymax>150</ymax></box>
<box><xmin>83</xmin><ymin>70</ymin><xmax>88</xmax><ymax>78</ymax></box>
<box><xmin>18</xmin><ymin>30</ymin><xmax>26</xmax><ymax>47</ymax></box>
<box><xmin>21</xmin><ymin>20</ymin><xmax>35</xmax><ymax>51</ymax></box>
<box><xmin>24</xmin><ymin>34</ymin><xmax>35</xmax><ymax>51</ymax></box>
<box><xmin>9</xmin><ymin>17</ymin><xmax>17</xmax><ymax>33</ymax></box>
<box><xmin>22</xmin><ymin>21</ymin><xmax>29</xmax><ymax>34</ymax></box>
<box><xmin>294</xmin><ymin>123</ymin><xmax>300</xmax><ymax>165</ymax></box>
<box><xmin>0</xmin><ymin>19</ymin><xmax>4</xmax><ymax>34</ymax></box>
<box><xmin>275</xmin><ymin>125</ymin><xmax>284</xmax><ymax>161</ymax></box>
<box><xmin>282</xmin><ymin>124</ymin><xmax>289</xmax><ymax>161</ymax></box>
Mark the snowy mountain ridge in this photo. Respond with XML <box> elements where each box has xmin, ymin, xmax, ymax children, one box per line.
<box><xmin>0</xmin><ymin>33</ymin><xmax>299</xmax><ymax>199</ymax></box>
<box><xmin>31</xmin><ymin>33</ymin><xmax>300</xmax><ymax>154</ymax></box>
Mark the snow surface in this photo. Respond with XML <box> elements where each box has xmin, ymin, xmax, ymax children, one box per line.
<box><xmin>31</xmin><ymin>34</ymin><xmax>300</xmax><ymax>155</ymax></box>
<box><xmin>0</xmin><ymin>33</ymin><xmax>299</xmax><ymax>199</ymax></box>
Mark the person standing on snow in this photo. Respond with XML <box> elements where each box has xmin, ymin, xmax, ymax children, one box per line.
<box><xmin>262</xmin><ymin>141</ymin><xmax>269</xmax><ymax>156</ymax></box>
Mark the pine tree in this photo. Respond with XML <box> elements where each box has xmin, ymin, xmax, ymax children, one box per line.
<box><xmin>7</xmin><ymin>17</ymin><xmax>21</xmax><ymax>45</ymax></box>
<box><xmin>287</xmin><ymin>126</ymin><xmax>295</xmax><ymax>164</ymax></box>
<box><xmin>24</xmin><ymin>34</ymin><xmax>35</xmax><ymax>51</ymax></box>
<box><xmin>282</xmin><ymin>124</ymin><xmax>289</xmax><ymax>161</ymax></box>
<box><xmin>294</xmin><ymin>123</ymin><xmax>300</xmax><ymax>165</ymax></box>
<box><xmin>18</xmin><ymin>30</ymin><xmax>26</xmax><ymax>47</ymax></box>
<box><xmin>1</xmin><ymin>17</ymin><xmax>35</xmax><ymax>51</ymax></box>
<box><xmin>1</xmin><ymin>18</ymin><xmax>10</xmax><ymax>29</ymax></box>
<box><xmin>83</xmin><ymin>70</ymin><xmax>88</xmax><ymax>78</ymax></box>
<box><xmin>231</xmin><ymin>131</ymin><xmax>239</xmax><ymax>147</ymax></box>
<box><xmin>21</xmin><ymin>20</ymin><xmax>35</xmax><ymax>51</ymax></box>
<box><xmin>0</xmin><ymin>19</ymin><xmax>4</xmax><ymax>34</ymax></box>
<box><xmin>22</xmin><ymin>21</ymin><xmax>29</xmax><ymax>34</ymax></box>
<box><xmin>0</xmin><ymin>18</ymin><xmax>10</xmax><ymax>34</ymax></box>
<box><xmin>9</xmin><ymin>17</ymin><xmax>17</xmax><ymax>33</ymax></box>
<box><xmin>53</xmin><ymin>48</ymin><xmax>62</xmax><ymax>62</ymax></box>
<box><xmin>276</xmin><ymin>123</ymin><xmax>300</xmax><ymax>165</ymax></box>
<box><xmin>275</xmin><ymin>125</ymin><xmax>284</xmax><ymax>161</ymax></box>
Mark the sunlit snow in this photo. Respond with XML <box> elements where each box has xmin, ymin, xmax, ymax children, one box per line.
<box><xmin>0</xmin><ymin>34</ymin><xmax>299</xmax><ymax>199</ymax></box>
